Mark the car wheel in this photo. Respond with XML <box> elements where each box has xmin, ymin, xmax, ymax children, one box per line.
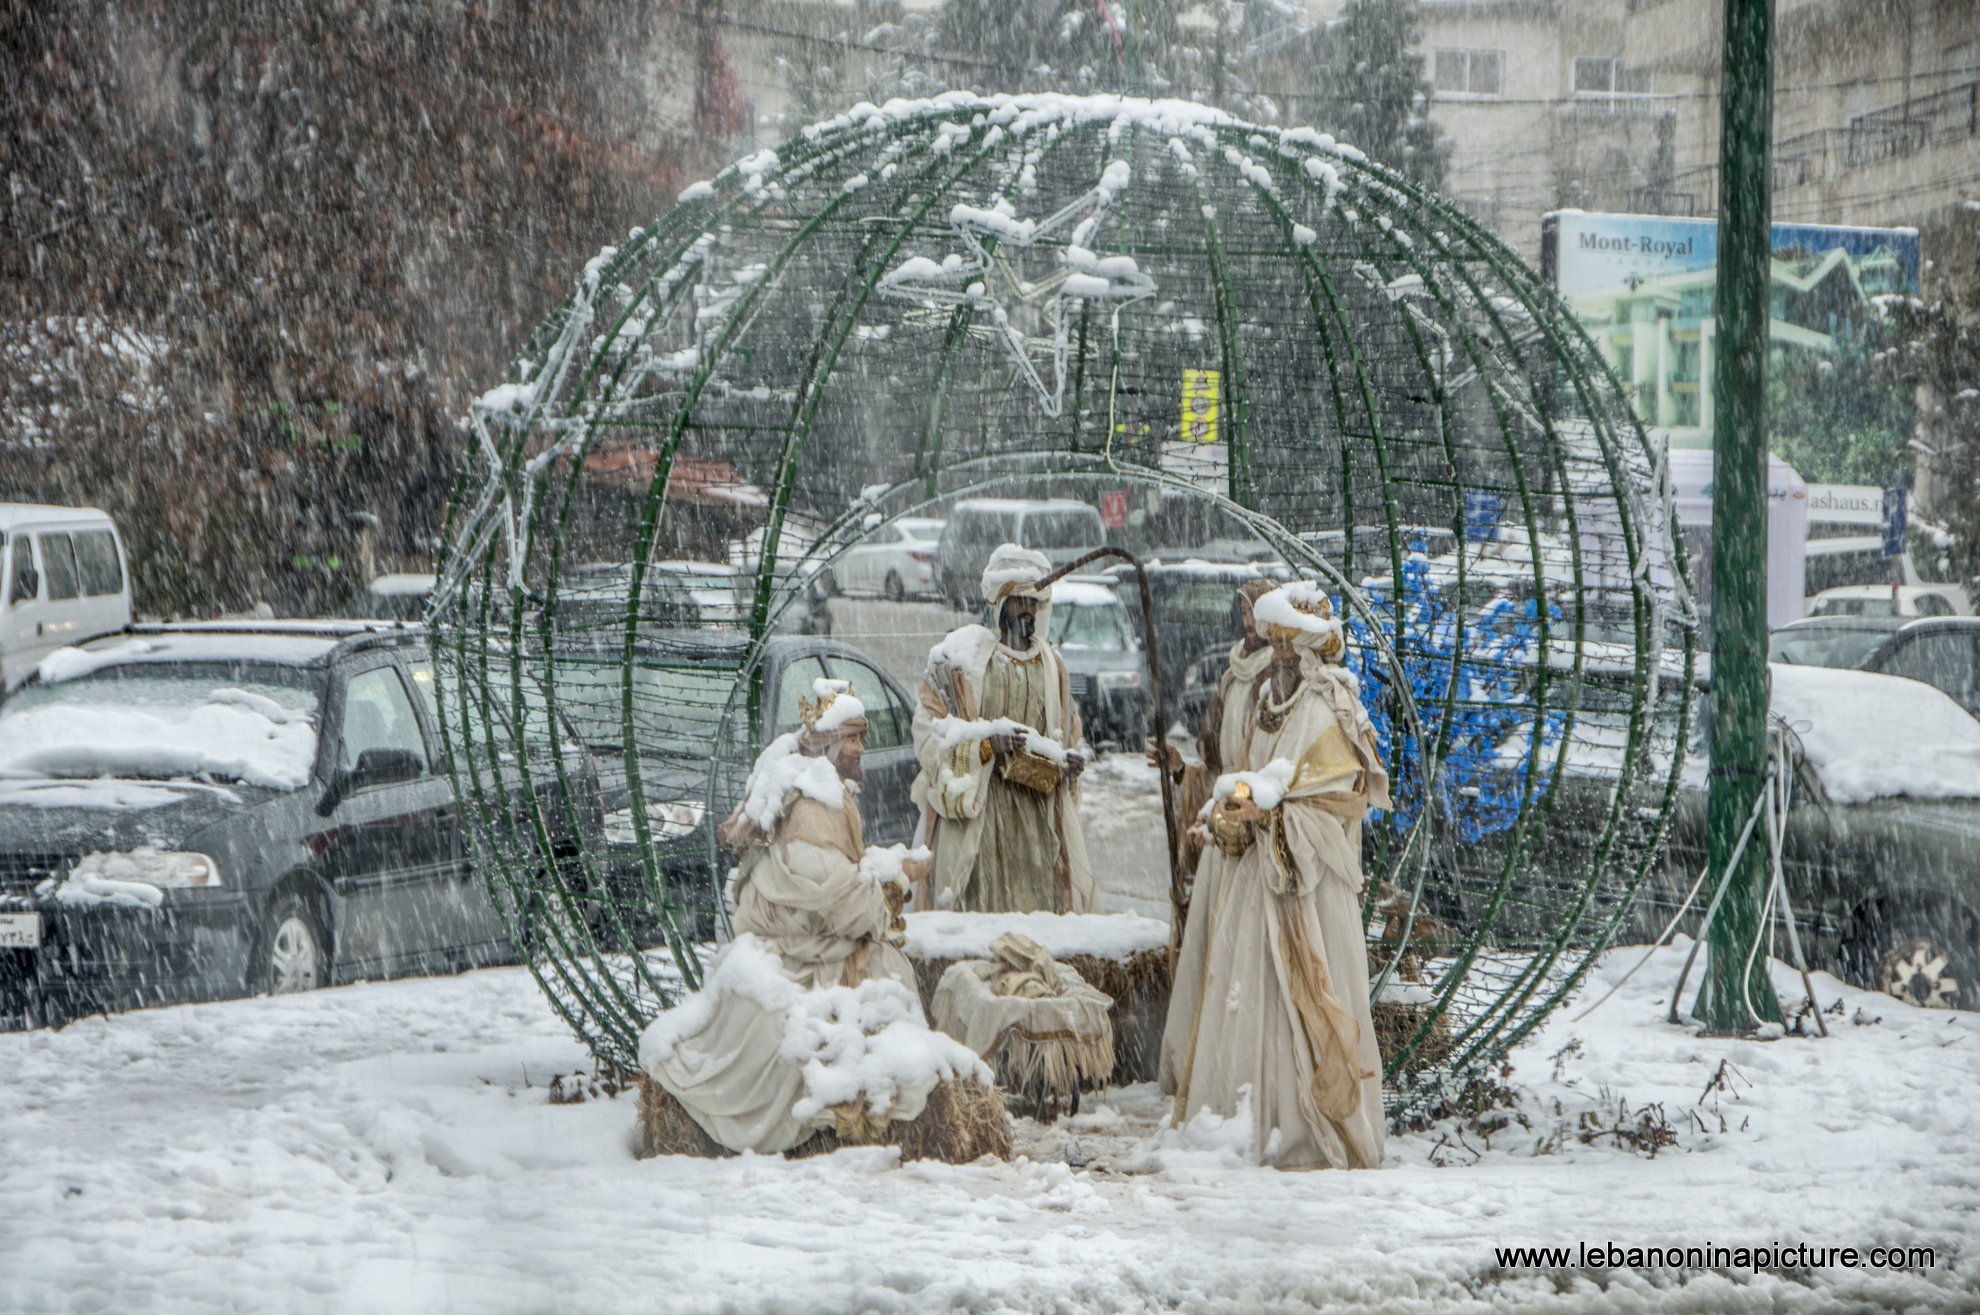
<box><xmin>884</xmin><ymin>570</ymin><xmax>905</xmax><ymax>602</ymax></box>
<box><xmin>255</xmin><ymin>892</ymin><xmax>328</xmax><ymax>995</ymax></box>
<box><xmin>1845</xmin><ymin>898</ymin><xmax>1980</xmax><ymax>1011</ymax></box>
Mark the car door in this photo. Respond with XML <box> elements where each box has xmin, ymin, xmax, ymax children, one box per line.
<box><xmin>405</xmin><ymin>657</ymin><xmax>509</xmax><ymax>963</ymax></box>
<box><xmin>1872</xmin><ymin>630</ymin><xmax>1980</xmax><ymax>719</ymax></box>
<box><xmin>310</xmin><ymin>659</ymin><xmax>461</xmax><ymax>977</ymax></box>
<box><xmin>822</xmin><ymin>653</ymin><xmax>920</xmax><ymax>846</ymax></box>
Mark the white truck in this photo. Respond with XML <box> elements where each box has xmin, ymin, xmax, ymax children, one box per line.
<box><xmin>0</xmin><ymin>504</ymin><xmax>133</xmax><ymax>692</ymax></box>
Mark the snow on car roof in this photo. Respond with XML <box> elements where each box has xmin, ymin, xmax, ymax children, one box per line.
<box><xmin>367</xmin><ymin>573</ymin><xmax>437</xmax><ymax>596</ymax></box>
<box><xmin>949</xmin><ymin>497</ymin><xmax>1096</xmax><ymax>515</ymax></box>
<box><xmin>652</xmin><ymin>560</ymin><xmax>739</xmax><ymax>575</ymax></box>
<box><xmin>1050</xmin><ymin>580</ymin><xmax>1123</xmax><ymax>608</ymax></box>
<box><xmin>0</xmin><ymin>503</ymin><xmax>115</xmax><ymax>532</ymax></box>
<box><xmin>1771</xmin><ymin>664</ymin><xmax>1980</xmax><ymax>803</ymax></box>
<box><xmin>54</xmin><ymin>627</ymin><xmax>380</xmax><ymax>675</ymax></box>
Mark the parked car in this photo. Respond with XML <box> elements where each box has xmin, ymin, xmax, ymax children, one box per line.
<box><xmin>351</xmin><ymin>572</ymin><xmax>438</xmax><ymax>622</ymax></box>
<box><xmin>1048</xmin><ymin>578</ymin><xmax>1150</xmax><ymax>749</ymax></box>
<box><xmin>1770</xmin><ymin>615</ymin><xmax>1980</xmax><ymax>719</ymax></box>
<box><xmin>1298</xmin><ymin>524</ymin><xmax>1459</xmax><ymax>578</ymax></box>
<box><xmin>0</xmin><ymin>622</ymin><xmax>597</xmax><ymax>1028</ymax></box>
<box><xmin>542</xmin><ymin>630</ymin><xmax>922</xmax><ymax>932</ymax></box>
<box><xmin>1807</xmin><ymin>584</ymin><xmax>1963</xmax><ymax>618</ymax></box>
<box><xmin>831</xmin><ymin>517</ymin><xmax>944</xmax><ymax>601</ymax></box>
<box><xmin>1106</xmin><ymin>558</ymin><xmax>1285</xmax><ymax>731</ymax></box>
<box><xmin>1</xmin><ymin>504</ymin><xmax>132</xmax><ymax>692</ymax></box>
<box><xmin>1804</xmin><ymin>535</ymin><xmax>1970</xmax><ymax>614</ymax></box>
<box><xmin>652</xmin><ymin>560</ymin><xmax>746</xmax><ymax>626</ymax></box>
<box><xmin>936</xmin><ymin>498</ymin><xmax>1104</xmax><ymax>609</ymax></box>
<box><xmin>1466</xmin><ymin>660</ymin><xmax>1980</xmax><ymax>1011</ymax></box>
<box><xmin>556</xmin><ymin>560</ymin><xmax>827</xmax><ymax>644</ymax></box>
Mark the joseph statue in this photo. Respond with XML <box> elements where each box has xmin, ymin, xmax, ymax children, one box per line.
<box><xmin>911</xmin><ymin>543</ymin><xmax>1097</xmax><ymax>914</ymax></box>
<box><xmin>1160</xmin><ymin>582</ymin><xmax>1389</xmax><ymax>1170</ymax></box>
<box><xmin>1150</xmin><ymin>575</ymin><xmax>1279</xmax><ymax>909</ymax></box>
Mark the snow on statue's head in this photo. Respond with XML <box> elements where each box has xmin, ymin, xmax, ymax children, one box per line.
<box><xmin>1254</xmin><ymin>581</ymin><xmax>1345</xmax><ymax>663</ymax></box>
<box><xmin>980</xmin><ymin>543</ymin><xmax>1054</xmax><ymax>655</ymax></box>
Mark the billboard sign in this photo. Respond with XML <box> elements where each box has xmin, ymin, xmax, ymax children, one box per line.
<box><xmin>1541</xmin><ymin>211</ymin><xmax>1919</xmax><ymax>454</ymax></box>
<box><xmin>1806</xmin><ymin>483</ymin><xmax>1885</xmax><ymax>528</ymax></box>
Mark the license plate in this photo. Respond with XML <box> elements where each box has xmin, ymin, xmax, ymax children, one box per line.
<box><xmin>0</xmin><ymin>912</ymin><xmax>42</xmax><ymax>949</ymax></box>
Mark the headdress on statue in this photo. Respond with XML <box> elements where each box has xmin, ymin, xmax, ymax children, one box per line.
<box><xmin>980</xmin><ymin>543</ymin><xmax>1054</xmax><ymax>607</ymax></box>
<box><xmin>796</xmin><ymin>677</ymin><xmax>870</xmax><ymax>754</ymax></box>
<box><xmin>980</xmin><ymin>542</ymin><xmax>1056</xmax><ymax>657</ymax></box>
<box><xmin>1252</xmin><ymin>582</ymin><xmax>1345</xmax><ymax>662</ymax></box>
<box><xmin>1236</xmin><ymin>576</ymin><xmax>1279</xmax><ymax>611</ymax></box>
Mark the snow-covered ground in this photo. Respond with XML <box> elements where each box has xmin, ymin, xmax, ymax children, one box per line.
<box><xmin>3</xmin><ymin>940</ymin><xmax>1973</xmax><ymax>1314</ymax></box>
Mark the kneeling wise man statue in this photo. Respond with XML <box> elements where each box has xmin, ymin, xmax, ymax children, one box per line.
<box><xmin>642</xmin><ymin>679</ymin><xmax>930</xmax><ymax>1154</ymax></box>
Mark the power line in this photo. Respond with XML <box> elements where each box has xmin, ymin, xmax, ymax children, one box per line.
<box><xmin>711</xmin><ymin>14</ymin><xmax>1980</xmax><ymax>111</ymax></box>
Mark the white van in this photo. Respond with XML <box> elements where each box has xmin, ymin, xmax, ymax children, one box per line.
<box><xmin>935</xmin><ymin>498</ymin><xmax>1106</xmax><ymax>609</ymax></box>
<box><xmin>1804</xmin><ymin>534</ymin><xmax>1970</xmax><ymax>615</ymax></box>
<box><xmin>0</xmin><ymin>504</ymin><xmax>133</xmax><ymax>691</ymax></box>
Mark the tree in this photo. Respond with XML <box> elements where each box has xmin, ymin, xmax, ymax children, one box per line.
<box><xmin>1309</xmin><ymin>0</ymin><xmax>1447</xmax><ymax>189</ymax></box>
<box><xmin>904</xmin><ymin>0</ymin><xmax>1309</xmax><ymax>121</ymax></box>
<box><xmin>0</xmin><ymin>2</ymin><xmax>701</xmax><ymax>617</ymax></box>
<box><xmin>1881</xmin><ymin>268</ymin><xmax>1980</xmax><ymax>592</ymax></box>
<box><xmin>1768</xmin><ymin>332</ymin><xmax>1913</xmax><ymax>488</ymax></box>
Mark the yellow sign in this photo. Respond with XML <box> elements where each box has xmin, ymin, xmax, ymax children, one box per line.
<box><xmin>1180</xmin><ymin>369</ymin><xmax>1220</xmax><ymax>445</ymax></box>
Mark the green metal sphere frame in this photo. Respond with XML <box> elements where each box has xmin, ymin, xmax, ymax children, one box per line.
<box><xmin>429</xmin><ymin>93</ymin><xmax>1696</xmax><ymax>1121</ymax></box>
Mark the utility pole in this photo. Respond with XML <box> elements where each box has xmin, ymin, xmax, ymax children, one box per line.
<box><xmin>1699</xmin><ymin>0</ymin><xmax>1783</xmax><ymax>1031</ymax></box>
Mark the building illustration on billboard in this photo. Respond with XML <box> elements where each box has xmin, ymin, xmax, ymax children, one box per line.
<box><xmin>1541</xmin><ymin>212</ymin><xmax>1919</xmax><ymax>451</ymax></box>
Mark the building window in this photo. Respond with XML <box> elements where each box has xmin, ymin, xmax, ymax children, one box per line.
<box><xmin>1434</xmin><ymin>49</ymin><xmax>1504</xmax><ymax>97</ymax></box>
<box><xmin>1574</xmin><ymin>56</ymin><xmax>1652</xmax><ymax>96</ymax></box>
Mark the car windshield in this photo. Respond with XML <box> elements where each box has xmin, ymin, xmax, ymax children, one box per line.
<box><xmin>1768</xmin><ymin>626</ymin><xmax>1891</xmax><ymax>669</ymax></box>
<box><xmin>1804</xmin><ymin>545</ymin><xmax>1891</xmax><ymax>594</ymax></box>
<box><xmin>1161</xmin><ymin>578</ymin><xmax>1250</xmax><ymax>628</ymax></box>
<box><xmin>1050</xmin><ymin>602</ymin><xmax>1130</xmax><ymax>650</ymax></box>
<box><xmin>664</xmin><ymin>568</ymin><xmax>737</xmax><ymax>593</ymax></box>
<box><xmin>549</xmin><ymin>660</ymin><xmax>736</xmax><ymax>756</ymax></box>
<box><xmin>1023</xmin><ymin>511</ymin><xmax>1099</xmax><ymax>549</ymax></box>
<box><xmin>0</xmin><ymin>663</ymin><xmax>323</xmax><ymax>788</ymax></box>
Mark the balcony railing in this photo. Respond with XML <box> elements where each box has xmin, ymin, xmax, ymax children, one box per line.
<box><xmin>1638</xmin><ymin>78</ymin><xmax>1976</xmax><ymax>217</ymax></box>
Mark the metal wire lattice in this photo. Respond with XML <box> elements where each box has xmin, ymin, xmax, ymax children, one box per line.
<box><xmin>430</xmin><ymin>94</ymin><xmax>1695</xmax><ymax>1120</ymax></box>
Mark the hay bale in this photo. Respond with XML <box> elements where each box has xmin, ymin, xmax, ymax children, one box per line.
<box><xmin>787</xmin><ymin>1078</ymin><xmax>1013</xmax><ymax>1164</ymax></box>
<box><xmin>1373</xmin><ymin>1001</ymin><xmax>1456</xmax><ymax>1074</ymax></box>
<box><xmin>637</xmin><ymin>1073</ymin><xmax>1011</xmax><ymax>1164</ymax></box>
<box><xmin>634</xmin><ymin>1073</ymin><xmax>731</xmax><ymax>1160</ymax></box>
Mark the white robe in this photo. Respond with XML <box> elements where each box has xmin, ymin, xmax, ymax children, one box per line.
<box><xmin>911</xmin><ymin>624</ymin><xmax>1097</xmax><ymax>915</ymax></box>
<box><xmin>1160</xmin><ymin>661</ymin><xmax>1389</xmax><ymax>1170</ymax></box>
<box><xmin>644</xmin><ymin>789</ymin><xmax>918</xmax><ymax>1154</ymax></box>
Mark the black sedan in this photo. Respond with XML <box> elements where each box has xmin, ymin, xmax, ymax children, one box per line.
<box><xmin>1770</xmin><ymin>614</ymin><xmax>1980</xmax><ymax>719</ymax></box>
<box><xmin>1460</xmin><ymin>659</ymin><xmax>1980</xmax><ymax>1011</ymax></box>
<box><xmin>0</xmin><ymin>622</ymin><xmax>587</xmax><ymax>1026</ymax></box>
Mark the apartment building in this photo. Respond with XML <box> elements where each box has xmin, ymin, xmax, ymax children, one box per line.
<box><xmin>1415</xmin><ymin>0</ymin><xmax>1978</xmax><ymax>278</ymax></box>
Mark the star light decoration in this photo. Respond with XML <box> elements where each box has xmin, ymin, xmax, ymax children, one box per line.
<box><xmin>876</xmin><ymin>160</ymin><xmax>1156</xmax><ymax>418</ymax></box>
<box><xmin>436</xmin><ymin>237</ymin><xmax>719</xmax><ymax>613</ymax></box>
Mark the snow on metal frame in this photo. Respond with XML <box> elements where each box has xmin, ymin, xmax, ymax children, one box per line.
<box><xmin>429</xmin><ymin>93</ymin><xmax>1696</xmax><ymax>1119</ymax></box>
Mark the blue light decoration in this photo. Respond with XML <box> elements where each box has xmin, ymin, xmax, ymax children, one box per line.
<box><xmin>1343</xmin><ymin>547</ymin><xmax>1564</xmax><ymax>844</ymax></box>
